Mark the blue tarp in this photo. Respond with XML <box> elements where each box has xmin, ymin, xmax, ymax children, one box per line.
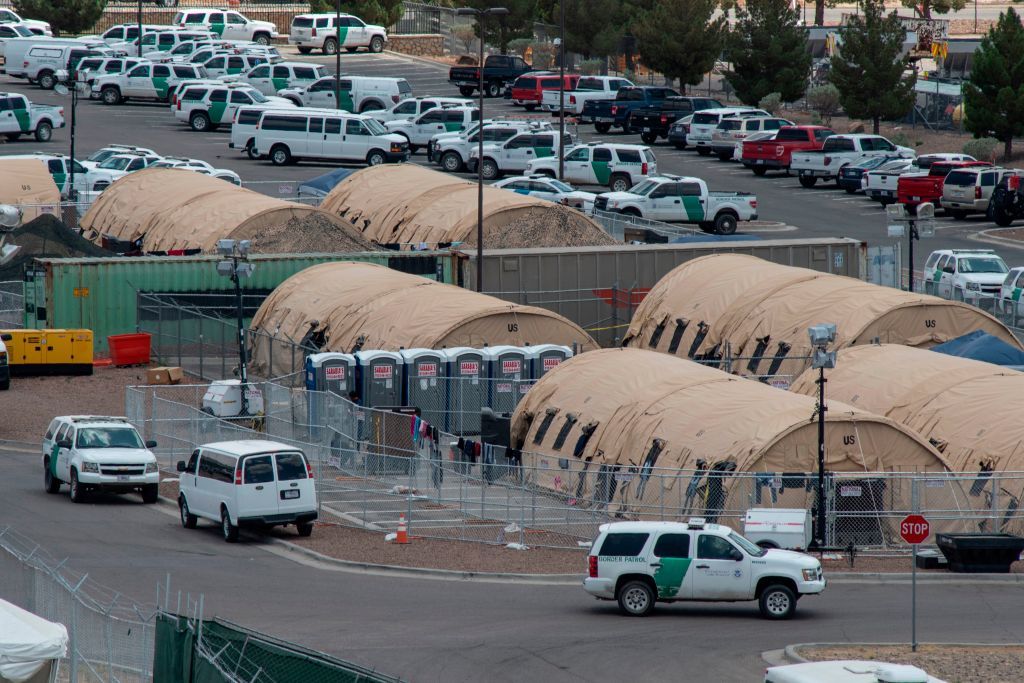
<box><xmin>298</xmin><ymin>168</ymin><xmax>355</xmax><ymax>198</ymax></box>
<box><xmin>931</xmin><ymin>330</ymin><xmax>1024</xmax><ymax>367</ymax></box>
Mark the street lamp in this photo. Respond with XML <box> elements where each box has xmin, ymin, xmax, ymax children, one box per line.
<box><xmin>334</xmin><ymin>0</ymin><xmax>342</xmax><ymax>107</ymax></box>
<box><xmin>886</xmin><ymin>202</ymin><xmax>935</xmax><ymax>293</ymax></box>
<box><xmin>557</xmin><ymin>0</ymin><xmax>565</xmax><ymax>180</ymax></box>
<box><xmin>53</xmin><ymin>69</ymin><xmax>84</xmax><ymax>201</ymax></box>
<box><xmin>216</xmin><ymin>239</ymin><xmax>255</xmax><ymax>416</ymax></box>
<box><xmin>808</xmin><ymin>323</ymin><xmax>836</xmax><ymax>550</ymax></box>
<box><xmin>455</xmin><ymin>6</ymin><xmax>508</xmax><ymax>292</ymax></box>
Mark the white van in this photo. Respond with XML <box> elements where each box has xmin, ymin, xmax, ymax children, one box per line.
<box><xmin>229</xmin><ymin>104</ymin><xmax>321</xmax><ymax>158</ymax></box>
<box><xmin>176</xmin><ymin>440</ymin><xmax>317</xmax><ymax>542</ymax></box>
<box><xmin>252</xmin><ymin>109</ymin><xmax>409</xmax><ymax>166</ymax></box>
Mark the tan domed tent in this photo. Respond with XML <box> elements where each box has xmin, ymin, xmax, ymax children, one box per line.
<box><xmin>791</xmin><ymin>344</ymin><xmax>1024</xmax><ymax>472</ymax></box>
<box><xmin>0</xmin><ymin>159</ymin><xmax>60</xmax><ymax>222</ymax></box>
<box><xmin>511</xmin><ymin>348</ymin><xmax>949</xmax><ymax>520</ymax></box>
<box><xmin>249</xmin><ymin>261</ymin><xmax>598</xmax><ymax>375</ymax></box>
<box><xmin>80</xmin><ymin>168</ymin><xmax>375</xmax><ymax>254</ymax></box>
<box><xmin>623</xmin><ymin>254</ymin><xmax>1020</xmax><ymax>381</ymax></box>
<box><xmin>318</xmin><ymin>164</ymin><xmax>616</xmax><ymax>249</ymax></box>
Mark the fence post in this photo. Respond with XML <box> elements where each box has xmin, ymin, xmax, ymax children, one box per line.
<box><xmin>68</xmin><ymin>586</ymin><xmax>78</xmax><ymax>683</ymax></box>
<box><xmin>991</xmin><ymin>470</ymin><xmax>1000</xmax><ymax>531</ymax></box>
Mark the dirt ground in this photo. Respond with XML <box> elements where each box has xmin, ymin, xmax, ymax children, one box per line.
<box><xmin>797</xmin><ymin>644</ymin><xmax>1024</xmax><ymax>683</ymax></box>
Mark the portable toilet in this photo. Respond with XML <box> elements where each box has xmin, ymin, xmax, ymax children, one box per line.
<box><xmin>355</xmin><ymin>350</ymin><xmax>403</xmax><ymax>408</ymax></box>
<box><xmin>400</xmin><ymin>348</ymin><xmax>447</xmax><ymax>428</ymax></box>
<box><xmin>305</xmin><ymin>352</ymin><xmax>356</xmax><ymax>396</ymax></box>
<box><xmin>482</xmin><ymin>345</ymin><xmax>529</xmax><ymax>415</ymax></box>
<box><xmin>525</xmin><ymin>344</ymin><xmax>573</xmax><ymax>380</ymax></box>
<box><xmin>443</xmin><ymin>347</ymin><xmax>486</xmax><ymax>435</ymax></box>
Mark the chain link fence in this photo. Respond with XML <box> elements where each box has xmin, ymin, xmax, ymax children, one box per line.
<box><xmin>0</xmin><ymin>280</ymin><xmax>23</xmax><ymax>328</ymax></box>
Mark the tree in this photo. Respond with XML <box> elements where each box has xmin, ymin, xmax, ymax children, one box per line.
<box><xmin>828</xmin><ymin>0</ymin><xmax>916</xmax><ymax>134</ymax></box>
<box><xmin>309</xmin><ymin>0</ymin><xmax>405</xmax><ymax>27</ymax></box>
<box><xmin>13</xmin><ymin>0</ymin><xmax>105</xmax><ymax>36</ymax></box>
<box><xmin>632</xmin><ymin>0</ymin><xmax>726</xmax><ymax>87</ymax></box>
<box><xmin>535</xmin><ymin>0</ymin><xmax>626</xmax><ymax>59</ymax></box>
<box><xmin>807</xmin><ymin>83</ymin><xmax>841</xmax><ymax>125</ymax></box>
<box><xmin>901</xmin><ymin>0</ymin><xmax>965</xmax><ymax>20</ymax></box>
<box><xmin>459</xmin><ymin>0</ymin><xmax>538</xmax><ymax>54</ymax></box>
<box><xmin>724</xmin><ymin>0</ymin><xmax>811</xmax><ymax>105</ymax></box>
<box><xmin>963</xmin><ymin>8</ymin><xmax>1024</xmax><ymax>161</ymax></box>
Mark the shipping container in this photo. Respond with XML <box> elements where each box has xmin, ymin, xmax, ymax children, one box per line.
<box><xmin>25</xmin><ymin>252</ymin><xmax>457</xmax><ymax>353</ymax></box>
<box><xmin>458</xmin><ymin>238</ymin><xmax>866</xmax><ymax>347</ymax></box>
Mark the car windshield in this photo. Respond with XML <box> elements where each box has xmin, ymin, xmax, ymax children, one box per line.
<box><xmin>629</xmin><ymin>179</ymin><xmax>657</xmax><ymax>196</ymax></box>
<box><xmin>87</xmin><ymin>149</ymin><xmax>117</xmax><ymax>163</ymax></box>
<box><xmin>959</xmin><ymin>257</ymin><xmax>1008</xmax><ymax>274</ymax></box>
<box><xmin>363</xmin><ymin>118</ymin><xmax>387</xmax><ymax>135</ymax></box>
<box><xmin>248</xmin><ymin>89</ymin><xmax>268</xmax><ymax>103</ymax></box>
<box><xmin>548</xmin><ymin>180</ymin><xmax>574</xmax><ymax>192</ymax></box>
<box><xmin>75</xmin><ymin>427</ymin><xmax>145</xmax><ymax>449</ymax></box>
<box><xmin>857</xmin><ymin>156</ymin><xmax>889</xmax><ymax>170</ymax></box>
<box><xmin>98</xmin><ymin>157</ymin><xmax>133</xmax><ymax>170</ymax></box>
<box><xmin>729</xmin><ymin>531</ymin><xmax>767</xmax><ymax>557</ymax></box>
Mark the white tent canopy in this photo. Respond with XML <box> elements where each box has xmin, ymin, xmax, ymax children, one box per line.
<box><xmin>0</xmin><ymin>599</ymin><xmax>67</xmax><ymax>683</ymax></box>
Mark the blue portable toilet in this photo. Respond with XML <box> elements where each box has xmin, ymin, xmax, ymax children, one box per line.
<box><xmin>305</xmin><ymin>352</ymin><xmax>357</xmax><ymax>396</ymax></box>
<box><xmin>400</xmin><ymin>348</ymin><xmax>447</xmax><ymax>428</ymax></box>
<box><xmin>525</xmin><ymin>344</ymin><xmax>573</xmax><ymax>380</ymax></box>
<box><xmin>443</xmin><ymin>347</ymin><xmax>486</xmax><ymax>435</ymax></box>
<box><xmin>482</xmin><ymin>345</ymin><xmax>529</xmax><ymax>415</ymax></box>
<box><xmin>355</xmin><ymin>350</ymin><xmax>403</xmax><ymax>408</ymax></box>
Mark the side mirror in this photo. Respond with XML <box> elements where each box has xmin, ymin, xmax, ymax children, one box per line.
<box><xmin>176</xmin><ymin>460</ymin><xmax>187</xmax><ymax>473</ymax></box>
<box><xmin>731</xmin><ymin>549</ymin><xmax>744</xmax><ymax>562</ymax></box>
<box><xmin>145</xmin><ymin>439</ymin><xmax>157</xmax><ymax>448</ymax></box>
<box><xmin>58</xmin><ymin>439</ymin><xmax>72</xmax><ymax>449</ymax></box>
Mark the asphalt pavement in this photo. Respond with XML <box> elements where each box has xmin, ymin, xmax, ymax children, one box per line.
<box><xmin>2</xmin><ymin>48</ymin><xmax>1022</xmax><ymax>270</ymax></box>
<box><xmin>3</xmin><ymin>449</ymin><xmax>1024</xmax><ymax>683</ymax></box>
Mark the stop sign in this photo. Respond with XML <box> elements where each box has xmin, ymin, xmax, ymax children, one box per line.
<box><xmin>900</xmin><ymin>514</ymin><xmax>930</xmax><ymax>544</ymax></box>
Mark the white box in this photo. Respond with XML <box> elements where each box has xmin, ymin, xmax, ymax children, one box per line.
<box><xmin>743</xmin><ymin>508</ymin><xmax>812</xmax><ymax>550</ymax></box>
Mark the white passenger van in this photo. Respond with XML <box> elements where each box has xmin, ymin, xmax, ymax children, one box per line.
<box><xmin>176</xmin><ymin>440</ymin><xmax>318</xmax><ymax>542</ymax></box>
<box><xmin>252</xmin><ymin>108</ymin><xmax>409</xmax><ymax>166</ymax></box>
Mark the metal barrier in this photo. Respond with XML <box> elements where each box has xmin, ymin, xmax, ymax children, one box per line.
<box><xmin>591</xmin><ymin>208</ymin><xmax>703</xmax><ymax>242</ymax></box>
<box><xmin>0</xmin><ymin>280</ymin><xmax>23</xmax><ymax>328</ymax></box>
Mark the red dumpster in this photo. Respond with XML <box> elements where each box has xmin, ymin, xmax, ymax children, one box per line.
<box><xmin>107</xmin><ymin>333</ymin><xmax>151</xmax><ymax>367</ymax></box>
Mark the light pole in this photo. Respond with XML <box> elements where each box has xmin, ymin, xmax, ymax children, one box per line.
<box><xmin>456</xmin><ymin>6</ymin><xmax>508</xmax><ymax>292</ymax></box>
<box><xmin>807</xmin><ymin>323</ymin><xmax>836</xmax><ymax>550</ymax></box>
<box><xmin>216</xmin><ymin>239</ymin><xmax>255</xmax><ymax>416</ymax></box>
<box><xmin>557</xmin><ymin>0</ymin><xmax>565</xmax><ymax>180</ymax></box>
<box><xmin>334</xmin><ymin>0</ymin><xmax>342</xmax><ymax>107</ymax></box>
<box><xmin>137</xmin><ymin>0</ymin><xmax>142</xmax><ymax>58</ymax></box>
<box><xmin>53</xmin><ymin>70</ymin><xmax>80</xmax><ymax>201</ymax></box>
<box><xmin>886</xmin><ymin>202</ymin><xmax>935</xmax><ymax>292</ymax></box>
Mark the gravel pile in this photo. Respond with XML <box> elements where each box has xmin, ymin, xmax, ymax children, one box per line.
<box><xmin>232</xmin><ymin>212</ymin><xmax>379</xmax><ymax>254</ymax></box>
<box><xmin>459</xmin><ymin>205</ymin><xmax>616</xmax><ymax>249</ymax></box>
<box><xmin>0</xmin><ymin>214</ymin><xmax>108</xmax><ymax>280</ymax></box>
<box><xmin>798</xmin><ymin>644</ymin><xmax>1024</xmax><ymax>683</ymax></box>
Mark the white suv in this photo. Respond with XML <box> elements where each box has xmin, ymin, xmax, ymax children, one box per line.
<box><xmin>289</xmin><ymin>13</ymin><xmax>387</xmax><ymax>55</ymax></box>
<box><xmin>42</xmin><ymin>416</ymin><xmax>160</xmax><ymax>504</ymax></box>
<box><xmin>173</xmin><ymin>9</ymin><xmax>279</xmax><ymax>45</ymax></box>
<box><xmin>528</xmin><ymin>142</ymin><xmax>657</xmax><ymax>192</ymax></box>
<box><xmin>584</xmin><ymin>519</ymin><xmax>825</xmax><ymax>619</ymax></box>
<box><xmin>922</xmin><ymin>249</ymin><xmax>1010</xmax><ymax>301</ymax></box>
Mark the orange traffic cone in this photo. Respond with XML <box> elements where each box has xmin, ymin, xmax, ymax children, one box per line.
<box><xmin>396</xmin><ymin>514</ymin><xmax>409</xmax><ymax>544</ymax></box>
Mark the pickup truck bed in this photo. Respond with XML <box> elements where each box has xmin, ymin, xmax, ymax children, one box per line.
<box><xmin>741</xmin><ymin>126</ymin><xmax>834</xmax><ymax>176</ymax></box>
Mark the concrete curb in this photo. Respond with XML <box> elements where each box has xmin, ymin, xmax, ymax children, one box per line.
<box><xmin>970</xmin><ymin>227</ymin><xmax>1024</xmax><ymax>250</ymax></box>
<box><xmin>780</xmin><ymin>642</ymin><xmax>1024</xmax><ymax>666</ymax></box>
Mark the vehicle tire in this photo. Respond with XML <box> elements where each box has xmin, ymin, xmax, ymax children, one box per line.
<box><xmin>407</xmin><ymin>144</ymin><xmax>419</xmax><ymax>154</ymax></box>
<box><xmin>485</xmin><ymin>81</ymin><xmax>501</xmax><ymax>98</ymax></box>
<box><xmin>752</xmin><ymin>166</ymin><xmax>767</xmax><ymax>177</ymax></box>
<box><xmin>698</xmin><ymin>222</ymin><xmax>713</xmax><ymax>233</ymax></box>
<box><xmin>441</xmin><ymin>151</ymin><xmax>464</xmax><ymax>172</ymax></box>
<box><xmin>609</xmin><ymin>173</ymin><xmax>631</xmax><ymax>193</ymax></box>
<box><xmin>346</xmin><ymin>47</ymin><xmax>358</xmax><ymax>53</ymax></box>
<box><xmin>716</xmin><ymin>151</ymin><xmax>732</xmax><ymax>161</ymax></box>
<box><xmin>798</xmin><ymin>175</ymin><xmax>817</xmax><ymax>188</ymax></box>
<box><xmin>34</xmin><ymin>121</ymin><xmax>52</xmax><ymax>142</ymax></box>
<box><xmin>617</xmin><ymin>580</ymin><xmax>655</xmax><ymax>617</ymax></box>
<box><xmin>524</xmin><ymin>103</ymin><xmax>537</xmax><ymax>111</ymax></box>
<box><xmin>640</xmin><ymin>132</ymin><xmax>657</xmax><ymax>145</ymax></box>
<box><xmin>844</xmin><ymin>185</ymin><xmax>857</xmax><ymax>194</ymax></box>
<box><xmin>69</xmin><ymin>469</ymin><xmax>85</xmax><ymax>504</ymax></box>
<box><xmin>179</xmin><ymin>496</ymin><xmax>197</xmax><ymax>529</ymax></box>
<box><xmin>459</xmin><ymin>86</ymin><xmax>475</xmax><ymax>97</ymax></box>
<box><xmin>480</xmin><ymin>158</ymin><xmax>500</xmax><ymax>180</ymax></box>
<box><xmin>673</xmin><ymin>143</ymin><xmax>687</xmax><ymax>150</ymax></box>
<box><xmin>44</xmin><ymin>461</ymin><xmax>60</xmax><ymax>493</ymax></box>
<box><xmin>101</xmin><ymin>86</ymin><xmax>122</xmax><ymax>105</ymax></box>
<box><xmin>221</xmin><ymin>506</ymin><xmax>239</xmax><ymax>543</ymax></box>
<box><xmin>594</xmin><ymin>122</ymin><xmax>612</xmax><ymax>134</ymax></box>
<box><xmin>269</xmin><ymin>144</ymin><xmax>292</xmax><ymax>166</ymax></box>
<box><xmin>4</xmin><ymin>133</ymin><xmax>20</xmax><ymax>141</ymax></box>
<box><xmin>714</xmin><ymin>212</ymin><xmax>738</xmax><ymax>235</ymax></box>
<box><xmin>244</xmin><ymin>140</ymin><xmax>258</xmax><ymax>160</ymax></box>
<box><xmin>296</xmin><ymin>522</ymin><xmax>314</xmax><ymax>537</ymax></box>
<box><xmin>142</xmin><ymin>484</ymin><xmax>159</xmax><ymax>504</ymax></box>
<box><xmin>253</xmin><ymin>33</ymin><xmax>270</xmax><ymax>46</ymax></box>
<box><xmin>370</xmin><ymin>36</ymin><xmax>385</xmax><ymax>53</ymax></box>
<box><xmin>366</xmin><ymin>149</ymin><xmax>387</xmax><ymax>166</ymax></box>
<box><xmin>38</xmin><ymin>70</ymin><xmax>56</xmax><ymax>90</ymax></box>
<box><xmin>297</xmin><ymin>46</ymin><xmax>312</xmax><ymax>54</ymax></box>
<box><xmin>323</xmin><ymin>37</ymin><xmax>338</xmax><ymax>55</ymax></box>
<box><xmin>949</xmin><ymin>209</ymin><xmax>968</xmax><ymax>220</ymax></box>
<box><xmin>924</xmin><ymin>281</ymin><xmax>935</xmax><ymax>295</ymax></box>
<box><xmin>621</xmin><ymin>207</ymin><xmax>642</xmax><ymax>218</ymax></box>
<box><xmin>189</xmin><ymin>111</ymin><xmax>211</xmax><ymax>132</ymax></box>
<box><xmin>359</xmin><ymin>100</ymin><xmax>385</xmax><ymax>112</ymax></box>
<box><xmin>697</xmin><ymin>147</ymin><xmax>711</xmax><ymax>156</ymax></box>
<box><xmin>759</xmin><ymin>584</ymin><xmax>797</xmax><ymax>620</ymax></box>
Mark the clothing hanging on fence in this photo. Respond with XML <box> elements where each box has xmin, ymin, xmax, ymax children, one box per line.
<box><xmin>411</xmin><ymin>416</ymin><xmax>421</xmax><ymax>444</ymax></box>
<box><xmin>970</xmin><ymin>458</ymin><xmax>995</xmax><ymax>497</ymax></box>
<box><xmin>754</xmin><ymin>472</ymin><xmax>778</xmax><ymax>505</ymax></box>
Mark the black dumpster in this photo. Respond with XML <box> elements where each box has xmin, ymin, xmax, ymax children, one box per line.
<box><xmin>935</xmin><ymin>533</ymin><xmax>1024</xmax><ymax>573</ymax></box>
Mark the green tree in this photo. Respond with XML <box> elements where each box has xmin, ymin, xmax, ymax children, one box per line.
<box><xmin>13</xmin><ymin>0</ymin><xmax>105</xmax><ymax>36</ymax></box>
<box><xmin>828</xmin><ymin>0</ymin><xmax>916</xmax><ymax>134</ymax></box>
<box><xmin>632</xmin><ymin>0</ymin><xmax>726</xmax><ymax>87</ymax></box>
<box><xmin>901</xmin><ymin>0</ymin><xmax>965</xmax><ymax>20</ymax></box>
<box><xmin>724</xmin><ymin>0</ymin><xmax>811</xmax><ymax>105</ymax></box>
<box><xmin>309</xmin><ymin>0</ymin><xmax>405</xmax><ymax>27</ymax></box>
<box><xmin>536</xmin><ymin>0</ymin><xmax>626</xmax><ymax>59</ymax></box>
<box><xmin>963</xmin><ymin>8</ymin><xmax>1024</xmax><ymax>161</ymax></box>
<box><xmin>458</xmin><ymin>0</ymin><xmax>538</xmax><ymax>54</ymax></box>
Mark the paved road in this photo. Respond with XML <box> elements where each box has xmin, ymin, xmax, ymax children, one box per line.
<box><xmin>2</xmin><ymin>49</ymin><xmax>1021</xmax><ymax>272</ymax></box>
<box><xmin>3</xmin><ymin>449</ymin><xmax>1024</xmax><ymax>683</ymax></box>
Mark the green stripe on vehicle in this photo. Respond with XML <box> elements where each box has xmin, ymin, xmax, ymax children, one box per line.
<box><xmin>534</xmin><ymin>146</ymin><xmax>554</xmax><ymax>158</ymax></box>
<box><xmin>13</xmin><ymin>108</ymin><xmax>30</xmax><ymax>132</ymax></box>
<box><xmin>49</xmin><ymin>443</ymin><xmax>60</xmax><ymax>479</ymax></box>
<box><xmin>682</xmin><ymin>196</ymin><xmax>704</xmax><ymax>221</ymax></box>
<box><xmin>209</xmin><ymin>101</ymin><xmax>227</xmax><ymax>123</ymax></box>
<box><xmin>1014</xmin><ymin>287</ymin><xmax>1022</xmax><ymax>302</ymax></box>
<box><xmin>591</xmin><ymin>161</ymin><xmax>610</xmax><ymax>185</ymax></box>
<box><xmin>340</xmin><ymin>91</ymin><xmax>354</xmax><ymax>111</ymax></box>
<box><xmin>227</xmin><ymin>67</ymin><xmax>243</xmax><ymax>75</ymax></box>
<box><xmin>336</xmin><ymin>27</ymin><xmax>349</xmax><ymax>45</ymax></box>
<box><xmin>152</xmin><ymin>78</ymin><xmax>169</xmax><ymax>98</ymax></box>
<box><xmin>654</xmin><ymin>558</ymin><xmax>691</xmax><ymax>598</ymax></box>
<box><xmin>52</xmin><ymin>172</ymin><xmax>66</xmax><ymax>192</ymax></box>
<box><xmin>933</xmin><ymin>269</ymin><xmax>942</xmax><ymax>282</ymax></box>
<box><xmin>271</xmin><ymin>77</ymin><xmax>289</xmax><ymax>91</ymax></box>
<box><xmin>211</xmin><ymin>22</ymin><xmax>225</xmax><ymax>36</ymax></box>
<box><xmin>444</xmin><ymin>122</ymin><xmax>463</xmax><ymax>132</ymax></box>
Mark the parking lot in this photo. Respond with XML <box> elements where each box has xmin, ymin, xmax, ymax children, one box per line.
<box><xmin>2</xmin><ymin>47</ymin><xmax>1020</xmax><ymax>262</ymax></box>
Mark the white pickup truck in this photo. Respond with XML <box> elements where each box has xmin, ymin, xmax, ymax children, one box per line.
<box><xmin>540</xmin><ymin>75</ymin><xmax>633</xmax><ymax>115</ymax></box>
<box><xmin>594</xmin><ymin>174</ymin><xmax>757</xmax><ymax>235</ymax></box>
<box><xmin>0</xmin><ymin>92</ymin><xmax>63</xmax><ymax>141</ymax></box>
<box><xmin>790</xmin><ymin>134</ymin><xmax>914</xmax><ymax>188</ymax></box>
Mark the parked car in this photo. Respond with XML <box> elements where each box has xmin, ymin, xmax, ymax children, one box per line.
<box><xmin>863</xmin><ymin>158</ymin><xmax>916</xmax><ymax>204</ymax></box>
<box><xmin>384</xmin><ymin>105</ymin><xmax>479</xmax><ymax>153</ymax></box>
<box><xmin>941</xmin><ymin>166</ymin><xmax>1020</xmax><ymax>218</ymax></box>
<box><xmin>251</xmin><ymin>109</ymin><xmax>409</xmax><ymax>166</ymax></box>
<box><xmin>229</xmin><ymin>103</ymin><xmax>316</xmax><ymax>158</ymax></box>
<box><xmin>370</xmin><ymin>96</ymin><xmax>472</xmax><ymax>123</ymax></box>
<box><xmin>527</xmin><ymin>141</ymin><xmax>657</xmax><ymax>192</ymax></box>
<box><xmin>80</xmin><ymin>144</ymin><xmax>158</xmax><ymax>171</ymax></box>
<box><xmin>87</xmin><ymin>151</ymin><xmax>163</xmax><ymax>191</ymax></box>
<box><xmin>42</xmin><ymin>416</ymin><xmax>160</xmax><ymax>504</ymax></box>
<box><xmin>626</xmin><ymin>96</ymin><xmax>723</xmax><ymax>144</ymax></box>
<box><xmin>897</xmin><ymin>160</ymin><xmax>989</xmax><ymax>210</ymax></box>
<box><xmin>667</xmin><ymin>114</ymin><xmax>694</xmax><ymax>149</ymax></box>
<box><xmin>741</xmin><ymin>125</ymin><xmax>834</xmax><ymax>175</ymax></box>
<box><xmin>541</xmin><ymin>75</ymin><xmax>633</xmax><ymax>115</ymax></box>
<box><xmin>730</xmin><ymin>130</ymin><xmax>775</xmax><ymax>162</ymax></box>
<box><xmin>448</xmin><ymin>54</ymin><xmax>532</xmax><ymax>98</ymax></box>
<box><xmin>0</xmin><ymin>23</ymin><xmax>35</xmax><ymax>54</ymax></box>
<box><xmin>224</xmin><ymin>61</ymin><xmax>326</xmax><ymax>96</ymax></box>
<box><xmin>92</xmin><ymin>62</ymin><xmax>209</xmax><ymax>104</ymax></box>
<box><xmin>595</xmin><ymin>174</ymin><xmax>757</xmax><ymax>234</ymax></box>
<box><xmin>493</xmin><ymin>174</ymin><xmax>597</xmax><ymax>212</ymax></box>
<box><xmin>998</xmin><ymin>266</ymin><xmax>1024</xmax><ymax>318</ymax></box>
<box><xmin>2</xmin><ymin>152</ymin><xmax>88</xmax><ymax>197</ymax></box>
<box><xmin>429</xmin><ymin>119</ymin><xmax>551</xmax><ymax>172</ymax></box>
<box><xmin>922</xmin><ymin>249</ymin><xmax>1009</xmax><ymax>300</ymax></box>
<box><xmin>790</xmin><ymin>134</ymin><xmax>915</xmax><ymax>188</ymax></box>
<box><xmin>175</xmin><ymin>82</ymin><xmax>291</xmax><ymax>131</ymax></box>
<box><xmin>149</xmin><ymin>156</ymin><xmax>241</xmax><ymax>184</ymax></box>
<box><xmin>176</xmin><ymin>440</ymin><xmax>317</xmax><ymax>542</ymax></box>
<box><xmin>0</xmin><ymin>91</ymin><xmax>63</xmax><ymax>141</ymax></box>
<box><xmin>288</xmin><ymin>13</ymin><xmax>387</xmax><ymax>55</ymax></box>
<box><xmin>75</xmin><ymin>56</ymin><xmax>147</xmax><ymax>87</ymax></box>
<box><xmin>200</xmin><ymin>52</ymin><xmax>267</xmax><ymax>79</ymax></box>
<box><xmin>278</xmin><ymin>75</ymin><xmax>412</xmax><ymax>113</ymax></box>
<box><xmin>13</xmin><ymin>41</ymin><xmax>104</xmax><ymax>89</ymax></box>
<box><xmin>581</xmin><ymin>85</ymin><xmax>680</xmax><ymax>134</ymax></box>
<box><xmin>686</xmin><ymin>107</ymin><xmax>769</xmax><ymax>156</ymax></box>
<box><xmin>583</xmin><ymin>519</ymin><xmax>825</xmax><ymax>618</ymax></box>
<box><xmin>0</xmin><ymin>8</ymin><xmax>52</xmax><ymax>36</ymax></box>
<box><xmin>468</xmin><ymin>129</ymin><xmax>572</xmax><ymax>180</ymax></box>
<box><xmin>836</xmin><ymin>155</ymin><xmax>902</xmax><ymax>194</ymax></box>
<box><xmin>173</xmin><ymin>9</ymin><xmax>279</xmax><ymax>44</ymax></box>
<box><xmin>710</xmin><ymin>116</ymin><xmax>793</xmax><ymax>161</ymax></box>
<box><xmin>510</xmin><ymin>72</ymin><xmax>578</xmax><ymax>111</ymax></box>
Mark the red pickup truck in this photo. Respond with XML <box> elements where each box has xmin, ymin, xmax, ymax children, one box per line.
<box><xmin>741</xmin><ymin>125</ymin><xmax>834</xmax><ymax>176</ymax></box>
<box><xmin>897</xmin><ymin>160</ymin><xmax>991</xmax><ymax>209</ymax></box>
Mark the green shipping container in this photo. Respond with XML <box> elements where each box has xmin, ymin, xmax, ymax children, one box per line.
<box><xmin>24</xmin><ymin>252</ymin><xmax>458</xmax><ymax>353</ymax></box>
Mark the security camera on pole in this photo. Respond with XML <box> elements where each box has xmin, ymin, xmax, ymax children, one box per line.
<box><xmin>807</xmin><ymin>323</ymin><xmax>837</xmax><ymax>550</ymax></box>
<box><xmin>886</xmin><ymin>202</ymin><xmax>936</xmax><ymax>292</ymax></box>
<box><xmin>216</xmin><ymin>239</ymin><xmax>255</xmax><ymax>416</ymax></box>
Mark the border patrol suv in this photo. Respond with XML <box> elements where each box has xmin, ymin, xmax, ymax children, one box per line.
<box><xmin>922</xmin><ymin>249</ymin><xmax>1009</xmax><ymax>300</ymax></box>
<box><xmin>92</xmin><ymin>62</ymin><xmax>209</xmax><ymax>104</ymax></box>
<box><xmin>584</xmin><ymin>519</ymin><xmax>825</xmax><ymax>619</ymax></box>
<box><xmin>174</xmin><ymin>82</ymin><xmax>290</xmax><ymax>131</ymax></box>
<box><xmin>431</xmin><ymin>120</ymin><xmax>551</xmax><ymax>172</ymax></box>
<box><xmin>173</xmin><ymin>9</ymin><xmax>279</xmax><ymax>45</ymax></box>
<box><xmin>528</xmin><ymin>142</ymin><xmax>657</xmax><ymax>192</ymax></box>
<box><xmin>384</xmin><ymin>105</ymin><xmax>478</xmax><ymax>153</ymax></box>
<box><xmin>468</xmin><ymin>129</ymin><xmax>571</xmax><ymax>180</ymax></box>
<box><xmin>42</xmin><ymin>416</ymin><xmax>160</xmax><ymax>504</ymax></box>
<box><xmin>289</xmin><ymin>13</ymin><xmax>387</xmax><ymax>55</ymax></box>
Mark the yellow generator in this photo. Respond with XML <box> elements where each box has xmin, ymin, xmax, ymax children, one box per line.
<box><xmin>1</xmin><ymin>329</ymin><xmax>94</xmax><ymax>376</ymax></box>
